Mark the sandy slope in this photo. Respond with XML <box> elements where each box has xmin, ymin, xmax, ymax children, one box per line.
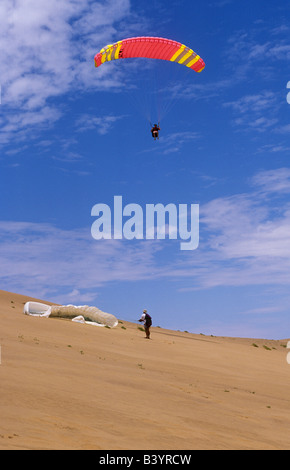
<box><xmin>0</xmin><ymin>289</ymin><xmax>289</xmax><ymax>450</ymax></box>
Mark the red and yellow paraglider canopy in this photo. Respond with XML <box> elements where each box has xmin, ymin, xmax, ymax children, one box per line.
<box><xmin>95</xmin><ymin>36</ymin><xmax>205</xmax><ymax>73</ymax></box>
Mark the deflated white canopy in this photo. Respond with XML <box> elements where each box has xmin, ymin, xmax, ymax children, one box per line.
<box><xmin>24</xmin><ymin>302</ymin><xmax>118</xmax><ymax>328</ymax></box>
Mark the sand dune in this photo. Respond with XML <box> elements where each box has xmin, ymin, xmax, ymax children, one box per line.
<box><xmin>0</xmin><ymin>289</ymin><xmax>289</xmax><ymax>450</ymax></box>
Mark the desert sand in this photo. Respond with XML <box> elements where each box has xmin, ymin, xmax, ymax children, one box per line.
<box><xmin>0</xmin><ymin>289</ymin><xmax>289</xmax><ymax>450</ymax></box>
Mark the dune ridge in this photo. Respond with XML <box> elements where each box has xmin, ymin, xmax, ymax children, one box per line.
<box><xmin>0</xmin><ymin>289</ymin><xmax>289</xmax><ymax>450</ymax></box>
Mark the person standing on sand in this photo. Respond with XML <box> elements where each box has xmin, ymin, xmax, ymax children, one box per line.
<box><xmin>138</xmin><ymin>309</ymin><xmax>152</xmax><ymax>339</ymax></box>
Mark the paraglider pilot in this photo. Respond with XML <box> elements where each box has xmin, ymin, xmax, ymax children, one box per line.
<box><xmin>151</xmin><ymin>123</ymin><xmax>160</xmax><ymax>140</ymax></box>
<box><xmin>138</xmin><ymin>309</ymin><xmax>152</xmax><ymax>339</ymax></box>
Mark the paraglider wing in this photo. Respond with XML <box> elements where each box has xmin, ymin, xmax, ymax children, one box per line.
<box><xmin>24</xmin><ymin>302</ymin><xmax>118</xmax><ymax>328</ymax></box>
<box><xmin>94</xmin><ymin>37</ymin><xmax>205</xmax><ymax>72</ymax></box>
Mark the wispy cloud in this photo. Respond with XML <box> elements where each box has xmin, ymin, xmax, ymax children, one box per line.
<box><xmin>187</xmin><ymin>168</ymin><xmax>290</xmax><ymax>289</ymax></box>
<box><xmin>224</xmin><ymin>91</ymin><xmax>278</xmax><ymax>115</ymax></box>
<box><xmin>275</xmin><ymin>124</ymin><xmax>290</xmax><ymax>134</ymax></box>
<box><xmin>224</xmin><ymin>90</ymin><xmax>281</xmax><ymax>133</ymax></box>
<box><xmin>75</xmin><ymin>113</ymin><xmax>128</xmax><ymax>135</ymax></box>
<box><xmin>226</xmin><ymin>27</ymin><xmax>290</xmax><ymax>74</ymax></box>
<box><xmin>250</xmin><ymin>167</ymin><xmax>290</xmax><ymax>195</ymax></box>
<box><xmin>210</xmin><ymin>0</ymin><xmax>233</xmax><ymax>7</ymax></box>
<box><xmin>0</xmin><ymin>220</ymin><xmax>162</xmax><ymax>303</ymax></box>
<box><xmin>148</xmin><ymin>131</ymin><xmax>200</xmax><ymax>155</ymax></box>
<box><xmin>0</xmin><ymin>106</ymin><xmax>63</xmax><ymax>145</ymax></box>
<box><xmin>1</xmin><ymin>168</ymin><xmax>290</xmax><ymax>303</ymax></box>
<box><xmin>212</xmin><ymin>22</ymin><xmax>290</xmax><ymax>137</ymax></box>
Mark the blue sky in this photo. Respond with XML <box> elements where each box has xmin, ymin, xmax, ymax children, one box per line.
<box><xmin>1</xmin><ymin>0</ymin><xmax>290</xmax><ymax>338</ymax></box>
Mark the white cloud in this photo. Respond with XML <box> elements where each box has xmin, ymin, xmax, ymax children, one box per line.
<box><xmin>0</xmin><ymin>0</ymin><xmax>131</xmax><ymax>144</ymax></box>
